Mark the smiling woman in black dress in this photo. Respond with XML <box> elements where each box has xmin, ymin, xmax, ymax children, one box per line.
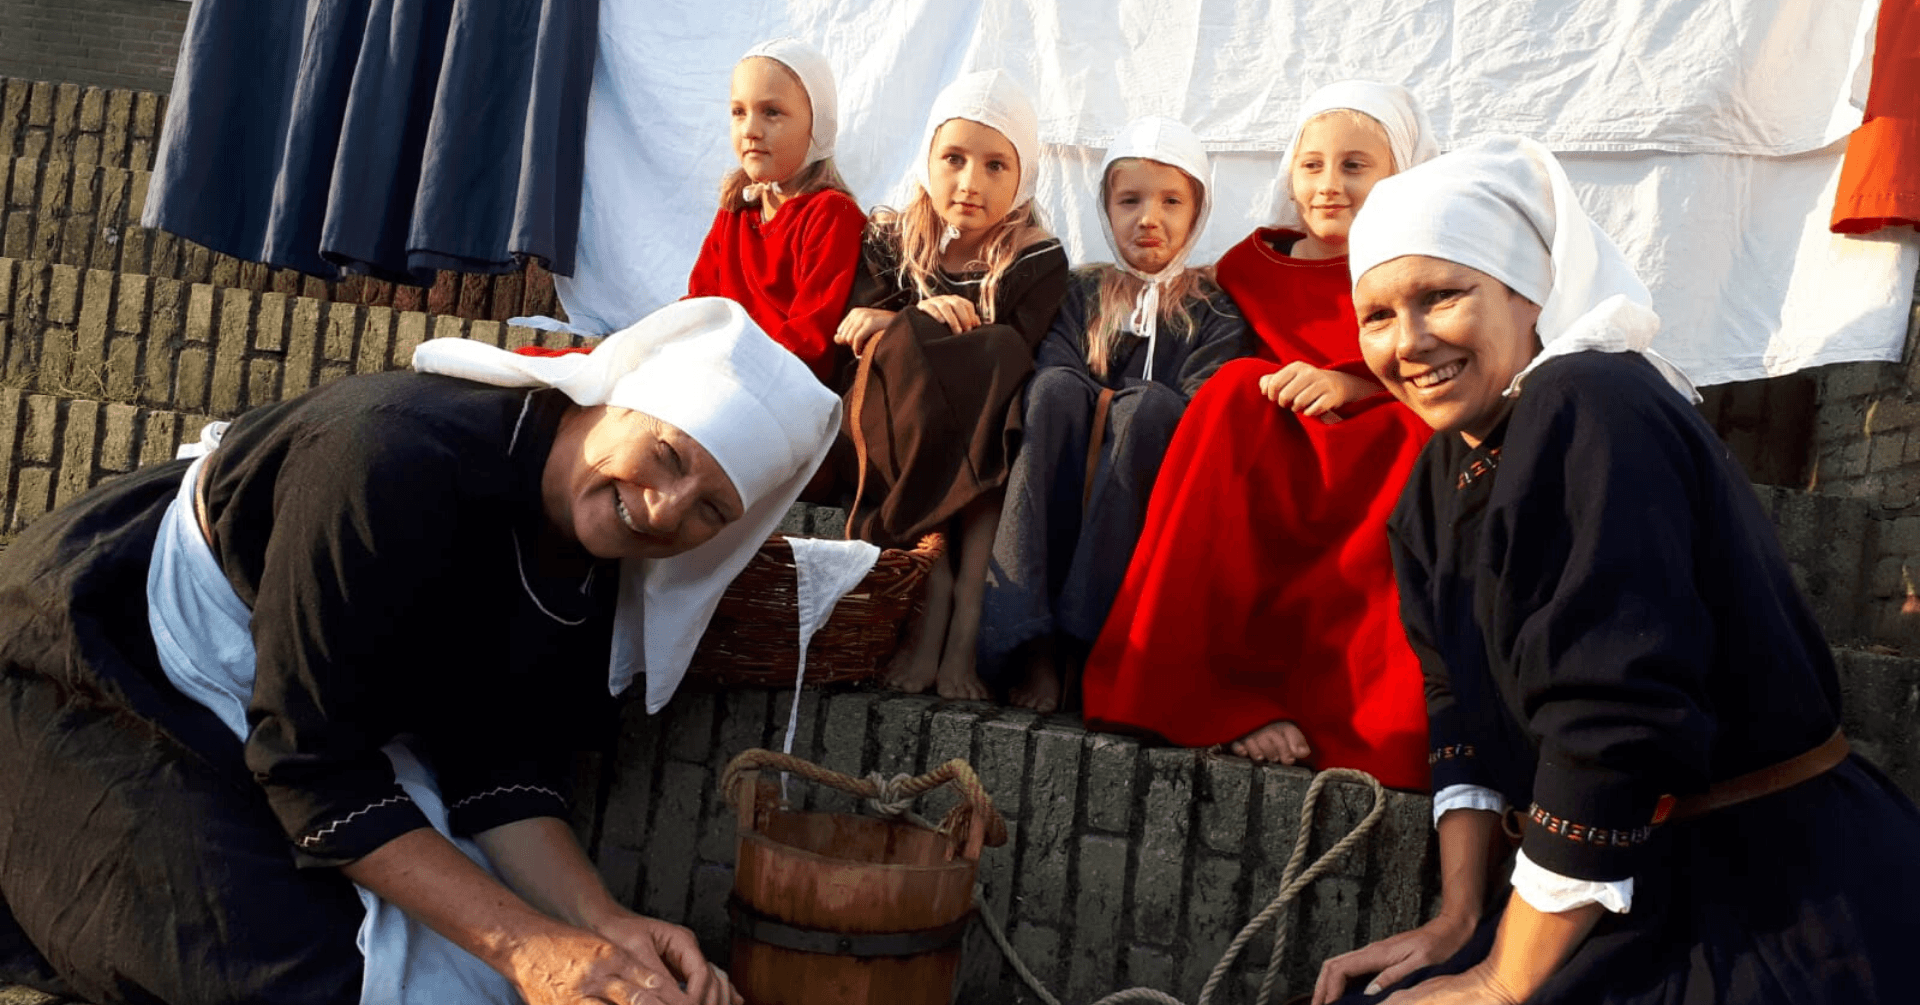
<box><xmin>1312</xmin><ymin>136</ymin><xmax>1920</xmax><ymax>1005</ymax></box>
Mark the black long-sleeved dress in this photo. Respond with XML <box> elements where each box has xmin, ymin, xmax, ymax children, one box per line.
<box><xmin>0</xmin><ymin>372</ymin><xmax>616</xmax><ymax>1004</ymax></box>
<box><xmin>977</xmin><ymin>268</ymin><xmax>1249</xmax><ymax>683</ymax></box>
<box><xmin>1368</xmin><ymin>350</ymin><xmax>1920</xmax><ymax>1002</ymax></box>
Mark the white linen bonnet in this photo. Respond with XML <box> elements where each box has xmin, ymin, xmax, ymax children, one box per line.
<box><xmin>739</xmin><ymin>37</ymin><xmax>839</xmax><ymax>168</ymax></box>
<box><xmin>915</xmin><ymin>69</ymin><xmax>1042</xmax><ymax>210</ymax></box>
<box><xmin>412</xmin><ymin>298</ymin><xmax>843</xmax><ymax>711</ymax></box>
<box><xmin>1346</xmin><ymin>135</ymin><xmax>1700</xmax><ymax>403</ymax></box>
<box><xmin>1273</xmin><ymin>80</ymin><xmax>1439</xmax><ymax>230</ymax></box>
<box><xmin>1097</xmin><ymin>116</ymin><xmax>1213</xmax><ymax>380</ymax></box>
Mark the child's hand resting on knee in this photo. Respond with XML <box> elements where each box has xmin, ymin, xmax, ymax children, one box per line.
<box><xmin>835</xmin><ymin>307</ymin><xmax>898</xmax><ymax>357</ymax></box>
<box><xmin>913</xmin><ymin>294</ymin><xmax>982</xmax><ymax>334</ymax></box>
<box><xmin>1259</xmin><ymin>362</ymin><xmax>1379</xmax><ymax>423</ymax></box>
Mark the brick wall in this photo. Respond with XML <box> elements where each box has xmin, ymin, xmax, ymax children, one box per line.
<box><xmin>0</xmin><ymin>256</ymin><xmax>590</xmax><ymax>539</ymax></box>
<box><xmin>0</xmin><ymin>0</ymin><xmax>188</xmax><ymax>95</ymax></box>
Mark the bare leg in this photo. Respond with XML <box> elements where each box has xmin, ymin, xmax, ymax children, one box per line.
<box><xmin>884</xmin><ymin>557</ymin><xmax>952</xmax><ymax>693</ymax></box>
<box><xmin>1229</xmin><ymin>721</ymin><xmax>1312</xmax><ymax>765</ymax></box>
<box><xmin>935</xmin><ymin>495</ymin><xmax>998</xmax><ymax>701</ymax></box>
<box><xmin>1008</xmin><ymin>635</ymin><xmax>1061</xmax><ymax>713</ymax></box>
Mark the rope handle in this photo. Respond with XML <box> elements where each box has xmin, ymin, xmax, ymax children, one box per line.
<box><xmin>721</xmin><ymin>748</ymin><xmax>1010</xmax><ymax>861</ymax></box>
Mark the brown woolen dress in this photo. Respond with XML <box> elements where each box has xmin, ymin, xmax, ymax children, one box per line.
<box><xmin>833</xmin><ymin>229</ymin><xmax>1069</xmax><ymax>547</ymax></box>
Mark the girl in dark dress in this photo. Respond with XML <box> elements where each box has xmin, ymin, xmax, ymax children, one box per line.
<box><xmin>1312</xmin><ymin>136</ymin><xmax>1920</xmax><ymax>1004</ymax></box>
<box><xmin>976</xmin><ymin>115</ymin><xmax>1248</xmax><ymax>711</ymax></box>
<box><xmin>0</xmin><ymin>299</ymin><xmax>837</xmax><ymax>1005</ymax></box>
<box><xmin>830</xmin><ymin>69</ymin><xmax>1070</xmax><ymax>702</ymax></box>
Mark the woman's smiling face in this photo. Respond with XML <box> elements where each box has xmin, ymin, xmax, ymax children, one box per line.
<box><xmin>544</xmin><ymin>406</ymin><xmax>744</xmax><ymax>561</ymax></box>
<box><xmin>1354</xmin><ymin>255</ymin><xmax>1544</xmax><ymax>446</ymax></box>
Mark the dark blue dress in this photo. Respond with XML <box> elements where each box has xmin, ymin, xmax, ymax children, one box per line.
<box><xmin>977</xmin><ymin>268</ymin><xmax>1249</xmax><ymax>686</ymax></box>
<box><xmin>1361</xmin><ymin>350</ymin><xmax>1920</xmax><ymax>1003</ymax></box>
<box><xmin>145</xmin><ymin>0</ymin><xmax>595</xmax><ymax>284</ymax></box>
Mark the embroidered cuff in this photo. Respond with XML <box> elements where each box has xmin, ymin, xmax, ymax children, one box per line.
<box><xmin>1511</xmin><ymin>849</ymin><xmax>1633</xmax><ymax>914</ymax></box>
<box><xmin>287</xmin><ymin>786</ymin><xmax>430</xmax><ymax>867</ymax></box>
<box><xmin>445</xmin><ymin>781</ymin><xmax>570</xmax><ymax>837</ymax></box>
<box><xmin>1432</xmin><ymin>783</ymin><xmax>1508</xmax><ymax>828</ymax></box>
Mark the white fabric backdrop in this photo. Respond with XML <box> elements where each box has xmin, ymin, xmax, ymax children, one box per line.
<box><xmin>554</xmin><ymin>0</ymin><xmax>1917</xmax><ymax>387</ymax></box>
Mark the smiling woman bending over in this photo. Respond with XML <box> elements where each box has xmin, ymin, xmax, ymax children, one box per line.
<box><xmin>0</xmin><ymin>299</ymin><xmax>838</xmax><ymax>1005</ymax></box>
<box><xmin>1313</xmin><ymin>136</ymin><xmax>1920</xmax><ymax>1005</ymax></box>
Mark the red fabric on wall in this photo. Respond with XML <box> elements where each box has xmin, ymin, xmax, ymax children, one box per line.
<box><xmin>686</xmin><ymin>189</ymin><xmax>867</xmax><ymax>381</ymax></box>
<box><xmin>1082</xmin><ymin>230</ymin><xmax>1432</xmax><ymax>791</ymax></box>
<box><xmin>1832</xmin><ymin>0</ymin><xmax>1920</xmax><ymax>233</ymax></box>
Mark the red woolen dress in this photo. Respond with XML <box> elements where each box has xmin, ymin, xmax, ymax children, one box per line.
<box><xmin>685</xmin><ymin>189</ymin><xmax>868</xmax><ymax>382</ymax></box>
<box><xmin>1081</xmin><ymin>229</ymin><xmax>1432</xmax><ymax>791</ymax></box>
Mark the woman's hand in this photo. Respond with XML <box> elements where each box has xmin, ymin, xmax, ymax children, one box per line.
<box><xmin>1259</xmin><ymin>363</ymin><xmax>1381</xmax><ymax>423</ymax></box>
<box><xmin>1378</xmin><ymin>962</ymin><xmax>1525</xmax><ymax>1005</ymax></box>
<box><xmin>594</xmin><ymin>912</ymin><xmax>741</xmax><ymax>1005</ymax></box>
<box><xmin>500</xmin><ymin>919</ymin><xmax>699</xmax><ymax>1005</ymax></box>
<box><xmin>835</xmin><ymin>307</ymin><xmax>896</xmax><ymax>357</ymax></box>
<box><xmin>913</xmin><ymin>294</ymin><xmax>982</xmax><ymax>334</ymax></box>
<box><xmin>1312</xmin><ymin>911</ymin><xmax>1478</xmax><ymax>1005</ymax></box>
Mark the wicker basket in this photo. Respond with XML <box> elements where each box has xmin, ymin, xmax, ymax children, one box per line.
<box><xmin>687</xmin><ymin>533</ymin><xmax>947</xmax><ymax>687</ymax></box>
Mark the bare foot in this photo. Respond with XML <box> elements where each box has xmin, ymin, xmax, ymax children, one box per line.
<box><xmin>884</xmin><ymin>560</ymin><xmax>952</xmax><ymax>693</ymax></box>
<box><xmin>934</xmin><ymin>656</ymin><xmax>991</xmax><ymax>701</ymax></box>
<box><xmin>1008</xmin><ymin>649</ymin><xmax>1060</xmax><ymax>713</ymax></box>
<box><xmin>1230</xmin><ymin>720</ymin><xmax>1312</xmax><ymax>765</ymax></box>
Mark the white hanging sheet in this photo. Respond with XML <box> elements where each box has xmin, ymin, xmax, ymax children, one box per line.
<box><xmin>557</xmin><ymin>0</ymin><xmax>1916</xmax><ymax>386</ymax></box>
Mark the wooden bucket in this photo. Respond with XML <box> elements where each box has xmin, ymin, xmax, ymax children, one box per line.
<box><xmin>723</xmin><ymin>753</ymin><xmax>1003</xmax><ymax>1005</ymax></box>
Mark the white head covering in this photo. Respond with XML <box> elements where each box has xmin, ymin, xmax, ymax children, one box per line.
<box><xmin>915</xmin><ymin>69</ymin><xmax>1042</xmax><ymax>241</ymax></box>
<box><xmin>737</xmin><ymin>38</ymin><xmax>839</xmax><ymax>207</ymax></box>
<box><xmin>1273</xmin><ymin>80</ymin><xmax>1439</xmax><ymax>231</ymax></box>
<box><xmin>412</xmin><ymin>298</ymin><xmax>843</xmax><ymax>711</ymax></box>
<box><xmin>1096</xmin><ymin>116</ymin><xmax>1213</xmax><ymax>381</ymax></box>
<box><xmin>1347</xmin><ymin>135</ymin><xmax>1700</xmax><ymax>403</ymax></box>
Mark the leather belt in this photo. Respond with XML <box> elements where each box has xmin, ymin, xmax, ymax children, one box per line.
<box><xmin>1664</xmin><ymin>728</ymin><xmax>1850</xmax><ymax>822</ymax></box>
<box><xmin>1504</xmin><ymin>729</ymin><xmax>1850</xmax><ymax>840</ymax></box>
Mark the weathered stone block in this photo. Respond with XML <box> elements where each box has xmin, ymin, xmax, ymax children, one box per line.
<box><xmin>765</xmin><ymin>687</ymin><xmax>822</xmax><ymax>763</ymax></box>
<box><xmin>685</xmin><ymin>862</ymin><xmax>734</xmax><ymax>965</ymax></box>
<box><xmin>10</xmin><ymin>465</ymin><xmax>52</xmax><ymax>533</ymax></box>
<box><xmin>504</xmin><ymin>323</ymin><xmax>537</xmax><ymax>351</ymax></box>
<box><xmin>34</xmin><ymin>327</ymin><xmax>72</xmax><ymax>395</ymax></box>
<box><xmin>113</xmin><ymin>271</ymin><xmax>147</xmax><ymax>334</ymax></box>
<box><xmin>639</xmin><ymin>760</ymin><xmax>705</xmax><ymax>922</ymax></box>
<box><xmin>1021</xmin><ymin>724</ymin><xmax>1084</xmax><ymax>928</ymax></box>
<box><xmin>393</xmin><ymin>311</ymin><xmax>428</xmax><ymax>365</ymax></box>
<box><xmin>283</xmin><ymin>297</ymin><xmax>322</xmax><ymax>396</ymax></box>
<box><xmin>77</xmin><ymin>87</ymin><xmax>104</xmax><ymax>132</ymax></box>
<box><xmin>1084</xmin><ymin>731</ymin><xmax>1138</xmax><ymax>834</ymax></box>
<box><xmin>100</xmin><ymin>403</ymin><xmax>138</xmax><ymax>472</ymax></box>
<box><xmin>872</xmin><ymin>693</ymin><xmax>933</xmax><ymax>779</ymax></box>
<box><xmin>976</xmin><ymin>711</ymin><xmax>1034</xmax><ymax>819</ymax></box>
<box><xmin>431</xmin><ymin>314</ymin><xmax>464</xmax><ymax>344</ymax></box>
<box><xmin>0</xmin><ymin>256</ymin><xmax>12</xmax><ymax>317</ymax></box>
<box><xmin>26</xmin><ymin>83</ymin><xmax>52</xmax><ymax>129</ymax></box>
<box><xmin>211</xmin><ymin>290</ymin><xmax>251</xmax><ymax>415</ymax></box>
<box><xmin>665</xmin><ymin>690</ymin><xmax>718</xmax><ymax>767</ymax></box>
<box><xmin>1066</xmin><ymin>833</ymin><xmax>1130</xmax><ymax>1003</ymax></box>
<box><xmin>1181</xmin><ymin>854</ymin><xmax>1244</xmax><ymax>997</ymax></box>
<box><xmin>51</xmin><ymin>84</ymin><xmax>78</xmax><ymax>149</ymax></box>
<box><xmin>138</xmin><ymin>410</ymin><xmax>179</xmax><ymax>468</ymax></box>
<box><xmin>468</xmin><ymin>319</ymin><xmax>504</xmax><ymax>348</ymax></box>
<box><xmin>601</xmin><ymin>701</ymin><xmax>663</xmax><ymax>853</ymax></box>
<box><xmin>814</xmin><ymin>691</ymin><xmax>875</xmax><ymax>814</ymax></box>
<box><xmin>0</xmin><ymin>388</ymin><xmax>21</xmax><ymax>517</ymax></box>
<box><xmin>1131</xmin><ymin>748</ymin><xmax>1194</xmax><ymax>945</ymax></box>
<box><xmin>246</xmin><ymin>358</ymin><xmax>282</xmax><ymax>409</ymax></box>
<box><xmin>131</xmin><ymin>92</ymin><xmax>159</xmax><ymax>138</ymax></box>
<box><xmin>183</xmin><ymin>284</ymin><xmax>213</xmax><ymax>344</ymax></box>
<box><xmin>7</xmin><ymin>158</ymin><xmax>34</xmax><ymax>210</ymax></box>
<box><xmin>1124</xmin><ymin>943</ymin><xmax>1176</xmax><ymax>997</ymax></box>
<box><xmin>78</xmin><ymin>267</ymin><xmax>113</xmax><ymax>344</ymax></box>
<box><xmin>358</xmin><ymin>306</ymin><xmax>393</xmax><ymax>375</ymax></box>
<box><xmin>254</xmin><ymin>292</ymin><xmax>288</xmax><ymax>351</ymax></box>
<box><xmin>46</xmin><ymin>264</ymin><xmax>78</xmax><ymax>324</ymax></box>
<box><xmin>323</xmin><ymin>302</ymin><xmax>358</xmax><ymax>363</ymax></box>
<box><xmin>1010</xmin><ymin>921</ymin><xmax>1064</xmax><ymax>992</ymax></box>
<box><xmin>1868</xmin><ymin>430</ymin><xmax>1908</xmax><ymax>475</ymax></box>
<box><xmin>103</xmin><ymin>91</ymin><xmax>131</xmax><ymax>168</ymax></box>
<box><xmin>173</xmin><ymin>345</ymin><xmax>209</xmax><ymax>411</ymax></box>
<box><xmin>208</xmin><ymin>254</ymin><xmax>239</xmax><ymax>290</ymax></box>
<box><xmin>926</xmin><ymin>704</ymin><xmax>980</xmax><ymax>773</ymax></box>
<box><xmin>56</xmin><ymin>399</ymin><xmax>97</xmax><ymax>504</ymax></box>
<box><xmin>1199</xmin><ymin>755</ymin><xmax>1252</xmax><ymax>853</ymax></box>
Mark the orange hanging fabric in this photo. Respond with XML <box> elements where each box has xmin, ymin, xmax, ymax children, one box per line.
<box><xmin>1833</xmin><ymin>0</ymin><xmax>1920</xmax><ymax>233</ymax></box>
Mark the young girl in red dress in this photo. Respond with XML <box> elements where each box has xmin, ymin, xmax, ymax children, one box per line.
<box><xmin>518</xmin><ymin>38</ymin><xmax>864</xmax><ymax>378</ymax></box>
<box><xmin>684</xmin><ymin>38</ymin><xmax>867</xmax><ymax>382</ymax></box>
<box><xmin>1081</xmin><ymin>81</ymin><xmax>1439</xmax><ymax>791</ymax></box>
<box><xmin>832</xmin><ymin>70</ymin><xmax>1070</xmax><ymax>701</ymax></box>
